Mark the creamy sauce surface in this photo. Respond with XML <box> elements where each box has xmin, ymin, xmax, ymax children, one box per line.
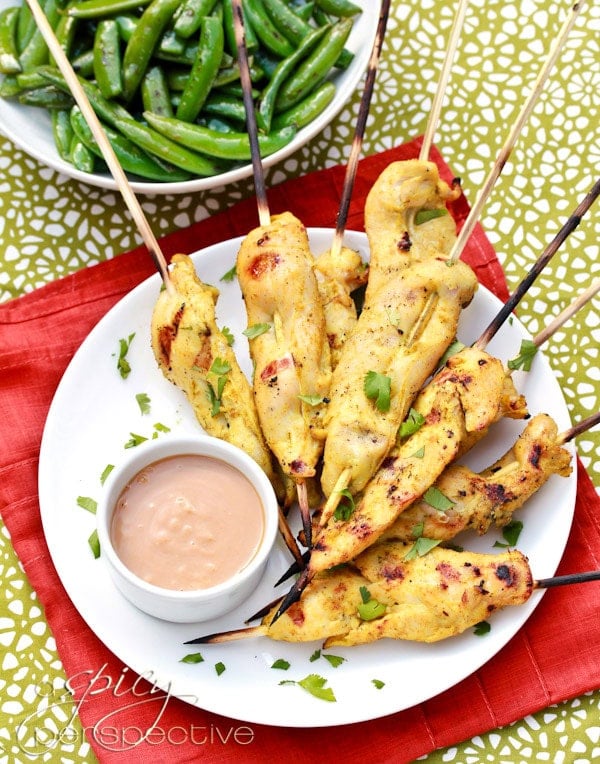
<box><xmin>111</xmin><ymin>455</ymin><xmax>264</xmax><ymax>590</ymax></box>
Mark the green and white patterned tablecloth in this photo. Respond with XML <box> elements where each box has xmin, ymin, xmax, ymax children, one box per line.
<box><xmin>1</xmin><ymin>1</ymin><xmax>599</xmax><ymax>762</ymax></box>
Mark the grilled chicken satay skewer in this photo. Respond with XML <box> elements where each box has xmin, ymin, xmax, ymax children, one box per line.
<box><xmin>187</xmin><ymin>541</ymin><xmax>600</xmax><ymax>648</ymax></box>
<box><xmin>321</xmin><ymin>1</ymin><xmax>586</xmax><ymax>513</ymax></box>
<box><xmin>314</xmin><ymin>0</ymin><xmax>391</xmax><ymax>368</ymax></box>
<box><xmin>275</xmin><ymin>264</ymin><xmax>599</xmax><ymax>619</ymax></box>
<box><xmin>232</xmin><ymin>2</ymin><xmax>330</xmax><ymax>549</ymax></box>
<box><xmin>23</xmin><ymin>0</ymin><xmax>172</xmax><ymax>292</ymax></box>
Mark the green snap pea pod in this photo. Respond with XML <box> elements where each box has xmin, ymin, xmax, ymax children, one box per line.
<box><xmin>18</xmin><ymin>0</ymin><xmax>60</xmax><ymax>72</ymax></box>
<box><xmin>216</xmin><ymin>81</ymin><xmax>259</xmax><ymax>99</ymax></box>
<box><xmin>222</xmin><ymin>0</ymin><xmax>258</xmax><ymax>55</ymax></box>
<box><xmin>271</xmin><ymin>79</ymin><xmax>334</xmax><ymax>129</ymax></box>
<box><xmin>315</xmin><ymin>0</ymin><xmax>361</xmax><ymax>17</ymax></box>
<box><xmin>144</xmin><ymin>111</ymin><xmax>297</xmax><ymax>159</ymax></box>
<box><xmin>69</xmin><ymin>133</ymin><xmax>96</xmax><ymax>172</ymax></box>
<box><xmin>244</xmin><ymin>0</ymin><xmax>294</xmax><ymax>58</ymax></box>
<box><xmin>40</xmin><ymin>66</ymin><xmax>227</xmax><ymax>175</ymax></box>
<box><xmin>0</xmin><ymin>7</ymin><xmax>21</xmax><ymax>74</ymax></box>
<box><xmin>312</xmin><ymin>7</ymin><xmax>331</xmax><ymax>26</ymax></box>
<box><xmin>71</xmin><ymin>48</ymin><xmax>95</xmax><ymax>76</ymax></box>
<box><xmin>262</xmin><ymin>0</ymin><xmax>311</xmax><ymax>45</ymax></box>
<box><xmin>201</xmin><ymin>93</ymin><xmax>246</xmax><ymax>124</ymax></box>
<box><xmin>51</xmin><ymin>108</ymin><xmax>74</xmax><ymax>160</ymax></box>
<box><xmin>16</xmin><ymin>3</ymin><xmax>36</xmax><ymax>54</ymax></box>
<box><xmin>93</xmin><ymin>19</ymin><xmax>123</xmax><ymax>98</ymax></box>
<box><xmin>16</xmin><ymin>70</ymin><xmax>49</xmax><ymax>88</ymax></box>
<box><xmin>67</xmin><ymin>0</ymin><xmax>152</xmax><ymax>18</ymax></box>
<box><xmin>121</xmin><ymin>0</ymin><xmax>182</xmax><ymax>101</ymax></box>
<box><xmin>292</xmin><ymin>1</ymin><xmax>314</xmax><ymax>23</ymax></box>
<box><xmin>141</xmin><ymin>65</ymin><xmax>173</xmax><ymax>116</ymax></box>
<box><xmin>0</xmin><ymin>74</ymin><xmax>20</xmax><ymax>96</ymax></box>
<box><xmin>257</xmin><ymin>22</ymin><xmax>327</xmax><ymax>132</ymax></box>
<box><xmin>176</xmin><ymin>14</ymin><xmax>223</xmax><ymax>121</ymax></box>
<box><xmin>54</xmin><ymin>12</ymin><xmax>78</xmax><ymax>58</ymax></box>
<box><xmin>115</xmin><ymin>14</ymin><xmax>136</xmax><ymax>42</ymax></box>
<box><xmin>159</xmin><ymin>29</ymin><xmax>186</xmax><ymax>57</ymax></box>
<box><xmin>275</xmin><ymin>16</ymin><xmax>352</xmax><ymax>111</ymax></box>
<box><xmin>173</xmin><ymin>0</ymin><xmax>218</xmax><ymax>39</ymax></box>
<box><xmin>201</xmin><ymin>115</ymin><xmax>237</xmax><ymax>133</ymax></box>
<box><xmin>18</xmin><ymin>84</ymin><xmax>74</xmax><ymax>108</ymax></box>
<box><xmin>69</xmin><ymin>105</ymin><xmax>192</xmax><ymax>180</ymax></box>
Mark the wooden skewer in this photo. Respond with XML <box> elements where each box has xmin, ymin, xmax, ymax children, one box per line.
<box><xmin>23</xmin><ymin>0</ymin><xmax>173</xmax><ymax>293</ymax></box>
<box><xmin>559</xmin><ymin>411</ymin><xmax>600</xmax><ymax>444</ymax></box>
<box><xmin>419</xmin><ymin>0</ymin><xmax>470</xmax><ymax>161</ymax></box>
<box><xmin>446</xmin><ymin>0</ymin><xmax>586</xmax><ymax>265</ymax></box>
<box><xmin>474</xmin><ymin>178</ymin><xmax>600</xmax><ymax>349</ymax></box>
<box><xmin>231</xmin><ymin>0</ymin><xmax>270</xmax><ymax>227</ymax></box>
<box><xmin>330</xmin><ymin>0</ymin><xmax>392</xmax><ymax>260</ymax></box>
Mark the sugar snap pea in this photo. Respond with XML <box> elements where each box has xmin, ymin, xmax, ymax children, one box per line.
<box><xmin>18</xmin><ymin>84</ymin><xmax>74</xmax><ymax>108</ymax></box>
<box><xmin>275</xmin><ymin>16</ymin><xmax>352</xmax><ymax>111</ymax></box>
<box><xmin>176</xmin><ymin>14</ymin><xmax>224</xmax><ymax>121</ymax></box>
<box><xmin>121</xmin><ymin>0</ymin><xmax>181</xmax><ymax>101</ymax></box>
<box><xmin>173</xmin><ymin>0</ymin><xmax>218</xmax><ymax>39</ymax></box>
<box><xmin>0</xmin><ymin>6</ymin><xmax>21</xmax><ymax>75</ymax></box>
<box><xmin>69</xmin><ymin>105</ymin><xmax>192</xmax><ymax>180</ymax></box>
<box><xmin>262</xmin><ymin>0</ymin><xmax>311</xmax><ymax>45</ymax></box>
<box><xmin>93</xmin><ymin>19</ymin><xmax>123</xmax><ymax>98</ymax></box>
<box><xmin>67</xmin><ymin>0</ymin><xmax>153</xmax><ymax>19</ymax></box>
<box><xmin>18</xmin><ymin>0</ymin><xmax>60</xmax><ymax>72</ymax></box>
<box><xmin>271</xmin><ymin>79</ymin><xmax>334</xmax><ymax>130</ymax></box>
<box><xmin>51</xmin><ymin>108</ymin><xmax>74</xmax><ymax>160</ymax></box>
<box><xmin>69</xmin><ymin>133</ymin><xmax>96</xmax><ymax>172</ymax></box>
<box><xmin>141</xmin><ymin>65</ymin><xmax>173</xmax><ymax>117</ymax></box>
<box><xmin>144</xmin><ymin>111</ymin><xmax>297</xmax><ymax>160</ymax></box>
<box><xmin>244</xmin><ymin>0</ymin><xmax>295</xmax><ymax>58</ymax></box>
<box><xmin>315</xmin><ymin>0</ymin><xmax>362</xmax><ymax>17</ymax></box>
<box><xmin>16</xmin><ymin>3</ymin><xmax>36</xmax><ymax>53</ymax></box>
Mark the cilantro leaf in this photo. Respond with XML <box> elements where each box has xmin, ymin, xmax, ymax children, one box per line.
<box><xmin>474</xmin><ymin>621</ymin><xmax>491</xmax><ymax>636</ymax></box>
<box><xmin>404</xmin><ymin>537</ymin><xmax>442</xmax><ymax>560</ymax></box>
<box><xmin>77</xmin><ymin>496</ymin><xmax>97</xmax><ymax>514</ymax></box>
<box><xmin>100</xmin><ymin>464</ymin><xmax>114</xmax><ymax>485</ymax></box>
<box><xmin>220</xmin><ymin>265</ymin><xmax>237</xmax><ymax>282</ymax></box>
<box><xmin>364</xmin><ymin>371</ymin><xmax>391</xmax><ymax>412</ymax></box>
<box><xmin>207</xmin><ymin>358</ymin><xmax>231</xmax><ymax>415</ymax></box>
<box><xmin>271</xmin><ymin>659</ymin><xmax>290</xmax><ymax>670</ymax></box>
<box><xmin>372</xmin><ymin>679</ymin><xmax>385</xmax><ymax>690</ymax></box>
<box><xmin>414</xmin><ymin>208</ymin><xmax>448</xmax><ymax>225</ymax></box>
<box><xmin>507</xmin><ymin>339</ymin><xmax>538</xmax><ymax>371</ymax></box>
<box><xmin>399</xmin><ymin>408</ymin><xmax>425</xmax><ymax>438</ymax></box>
<box><xmin>124</xmin><ymin>432</ymin><xmax>148</xmax><ymax>449</ymax></box>
<box><xmin>215</xmin><ymin>662</ymin><xmax>226</xmax><ymax>676</ymax></box>
<box><xmin>88</xmin><ymin>529</ymin><xmax>100</xmax><ymax>559</ymax></box>
<box><xmin>180</xmin><ymin>652</ymin><xmax>204</xmax><ymax>664</ymax></box>
<box><xmin>357</xmin><ymin>586</ymin><xmax>386</xmax><ymax>621</ymax></box>
<box><xmin>322</xmin><ymin>654</ymin><xmax>345</xmax><ymax>668</ymax></box>
<box><xmin>243</xmin><ymin>323</ymin><xmax>271</xmax><ymax>339</ymax></box>
<box><xmin>221</xmin><ymin>326</ymin><xmax>235</xmax><ymax>346</ymax></box>
<box><xmin>116</xmin><ymin>333</ymin><xmax>135</xmax><ymax>379</ymax></box>
<box><xmin>422</xmin><ymin>486</ymin><xmax>455</xmax><ymax>511</ymax></box>
<box><xmin>297</xmin><ymin>674</ymin><xmax>336</xmax><ymax>702</ymax></box>
<box><xmin>438</xmin><ymin>339</ymin><xmax>465</xmax><ymax>368</ymax></box>
<box><xmin>334</xmin><ymin>488</ymin><xmax>355</xmax><ymax>521</ymax></box>
<box><xmin>309</xmin><ymin>649</ymin><xmax>321</xmax><ymax>663</ymax></box>
<box><xmin>136</xmin><ymin>392</ymin><xmax>151</xmax><ymax>415</ymax></box>
<box><xmin>494</xmin><ymin>519</ymin><xmax>524</xmax><ymax>548</ymax></box>
<box><xmin>298</xmin><ymin>394</ymin><xmax>325</xmax><ymax>406</ymax></box>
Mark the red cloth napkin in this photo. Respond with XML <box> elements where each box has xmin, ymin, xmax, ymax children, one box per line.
<box><xmin>2</xmin><ymin>138</ymin><xmax>599</xmax><ymax>764</ymax></box>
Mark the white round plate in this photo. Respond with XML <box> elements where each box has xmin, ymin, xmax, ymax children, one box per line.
<box><xmin>0</xmin><ymin>0</ymin><xmax>377</xmax><ymax>195</ymax></box>
<box><xmin>38</xmin><ymin>230</ymin><xmax>576</xmax><ymax>727</ymax></box>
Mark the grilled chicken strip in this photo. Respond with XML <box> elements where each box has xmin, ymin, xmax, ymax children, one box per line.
<box><xmin>380</xmin><ymin>413</ymin><xmax>572</xmax><ymax>543</ymax></box>
<box><xmin>364</xmin><ymin>159</ymin><xmax>462</xmax><ymax>299</ymax></box>
<box><xmin>150</xmin><ymin>254</ymin><xmax>279</xmax><ymax>488</ymax></box>
<box><xmin>314</xmin><ymin>244</ymin><xmax>368</xmax><ymax>369</ymax></box>
<box><xmin>236</xmin><ymin>211</ymin><xmax>331</xmax><ymax>480</ymax></box>
<box><xmin>320</xmin><ymin>257</ymin><xmax>478</xmax><ymax>497</ymax></box>
<box><xmin>198</xmin><ymin>543</ymin><xmax>532</xmax><ymax>647</ymax></box>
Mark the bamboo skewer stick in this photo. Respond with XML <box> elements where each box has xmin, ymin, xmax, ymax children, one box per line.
<box><xmin>23</xmin><ymin>0</ymin><xmax>173</xmax><ymax>293</ymax></box>
<box><xmin>419</xmin><ymin>0</ymin><xmax>470</xmax><ymax>161</ymax></box>
<box><xmin>231</xmin><ymin>0</ymin><xmax>270</xmax><ymax>227</ymax></box>
<box><xmin>330</xmin><ymin>0</ymin><xmax>391</xmax><ymax>260</ymax></box>
<box><xmin>446</xmin><ymin>0</ymin><xmax>586</xmax><ymax>266</ymax></box>
<box><xmin>474</xmin><ymin>178</ymin><xmax>600</xmax><ymax>349</ymax></box>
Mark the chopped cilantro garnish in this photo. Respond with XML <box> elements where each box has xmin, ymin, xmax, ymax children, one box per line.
<box><xmin>136</xmin><ymin>392</ymin><xmax>151</xmax><ymax>415</ymax></box>
<box><xmin>207</xmin><ymin>358</ymin><xmax>231</xmax><ymax>416</ymax></box>
<box><xmin>493</xmin><ymin>520</ymin><xmax>524</xmax><ymax>548</ymax></box>
<box><xmin>357</xmin><ymin>586</ymin><xmax>386</xmax><ymax>621</ymax></box>
<box><xmin>334</xmin><ymin>488</ymin><xmax>355</xmax><ymax>521</ymax></box>
<box><xmin>271</xmin><ymin>659</ymin><xmax>290</xmax><ymax>670</ymax></box>
<box><xmin>322</xmin><ymin>654</ymin><xmax>345</xmax><ymax>668</ymax></box>
<box><xmin>404</xmin><ymin>537</ymin><xmax>442</xmax><ymax>560</ymax></box>
<box><xmin>364</xmin><ymin>371</ymin><xmax>391</xmax><ymax>412</ymax></box>
<box><xmin>399</xmin><ymin>408</ymin><xmax>425</xmax><ymax>438</ymax></box>
<box><xmin>309</xmin><ymin>649</ymin><xmax>321</xmax><ymax>663</ymax></box>
<box><xmin>507</xmin><ymin>339</ymin><xmax>538</xmax><ymax>371</ymax></box>
<box><xmin>180</xmin><ymin>652</ymin><xmax>204</xmax><ymax>664</ymax></box>
<box><xmin>474</xmin><ymin>621</ymin><xmax>491</xmax><ymax>636</ymax></box>
<box><xmin>100</xmin><ymin>464</ymin><xmax>114</xmax><ymax>485</ymax></box>
<box><xmin>220</xmin><ymin>265</ymin><xmax>237</xmax><ymax>282</ymax></box>
<box><xmin>298</xmin><ymin>393</ymin><xmax>325</xmax><ymax>406</ymax></box>
<box><xmin>423</xmin><ymin>486</ymin><xmax>455</xmax><ymax>511</ymax></box>
<box><xmin>153</xmin><ymin>422</ymin><xmax>170</xmax><ymax>433</ymax></box>
<box><xmin>411</xmin><ymin>446</ymin><xmax>425</xmax><ymax>458</ymax></box>
<box><xmin>124</xmin><ymin>432</ymin><xmax>148</xmax><ymax>449</ymax></box>
<box><xmin>280</xmin><ymin>674</ymin><xmax>336</xmax><ymax>703</ymax></box>
<box><xmin>215</xmin><ymin>662</ymin><xmax>226</xmax><ymax>676</ymax></box>
<box><xmin>414</xmin><ymin>208</ymin><xmax>448</xmax><ymax>225</ymax></box>
<box><xmin>88</xmin><ymin>529</ymin><xmax>100</xmax><ymax>559</ymax></box>
<box><xmin>411</xmin><ymin>522</ymin><xmax>424</xmax><ymax>539</ymax></box>
<box><xmin>116</xmin><ymin>333</ymin><xmax>135</xmax><ymax>379</ymax></box>
<box><xmin>221</xmin><ymin>326</ymin><xmax>235</xmax><ymax>346</ymax></box>
<box><xmin>77</xmin><ymin>496</ymin><xmax>97</xmax><ymax>514</ymax></box>
<box><xmin>243</xmin><ymin>323</ymin><xmax>270</xmax><ymax>339</ymax></box>
<box><xmin>438</xmin><ymin>339</ymin><xmax>465</xmax><ymax>368</ymax></box>
<box><xmin>372</xmin><ymin>679</ymin><xmax>385</xmax><ymax>690</ymax></box>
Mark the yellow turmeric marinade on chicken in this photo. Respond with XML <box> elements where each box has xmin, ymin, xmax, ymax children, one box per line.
<box><xmin>150</xmin><ymin>254</ymin><xmax>280</xmax><ymax>489</ymax></box>
<box><xmin>320</xmin><ymin>160</ymin><xmax>477</xmax><ymax>500</ymax></box>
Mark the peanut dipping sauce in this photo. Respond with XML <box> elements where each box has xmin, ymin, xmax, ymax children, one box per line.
<box><xmin>110</xmin><ymin>454</ymin><xmax>265</xmax><ymax>591</ymax></box>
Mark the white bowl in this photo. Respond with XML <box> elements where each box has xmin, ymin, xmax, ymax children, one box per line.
<box><xmin>0</xmin><ymin>0</ymin><xmax>378</xmax><ymax>194</ymax></box>
<box><xmin>96</xmin><ymin>434</ymin><xmax>279</xmax><ymax>622</ymax></box>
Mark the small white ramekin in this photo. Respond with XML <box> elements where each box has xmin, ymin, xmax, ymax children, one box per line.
<box><xmin>96</xmin><ymin>434</ymin><xmax>278</xmax><ymax>623</ymax></box>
